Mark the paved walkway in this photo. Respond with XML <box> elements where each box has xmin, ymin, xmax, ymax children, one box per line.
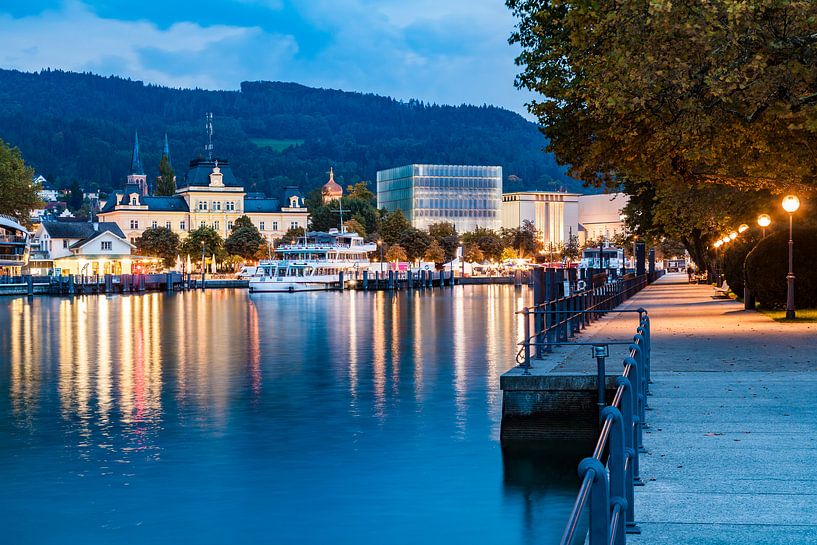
<box><xmin>551</xmin><ymin>273</ymin><xmax>817</xmax><ymax>544</ymax></box>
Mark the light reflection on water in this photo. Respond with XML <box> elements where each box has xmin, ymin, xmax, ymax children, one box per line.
<box><xmin>0</xmin><ymin>286</ymin><xmax>578</xmax><ymax>544</ymax></box>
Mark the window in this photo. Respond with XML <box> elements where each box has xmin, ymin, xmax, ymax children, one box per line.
<box><xmin>213</xmin><ymin>221</ymin><xmax>220</xmax><ymax>230</ymax></box>
<box><xmin>213</xmin><ymin>201</ymin><xmax>221</xmax><ymax>211</ymax></box>
<box><xmin>165</xmin><ymin>221</ymin><xmax>171</xmax><ymax>229</ymax></box>
<box><xmin>272</xmin><ymin>221</ymin><xmax>278</xmax><ymax>231</ymax></box>
<box><xmin>180</xmin><ymin>221</ymin><xmax>186</xmax><ymax>231</ymax></box>
<box><xmin>130</xmin><ymin>196</ymin><xmax>138</xmax><ymax>205</ymax></box>
<box><xmin>198</xmin><ymin>201</ymin><xmax>208</xmax><ymax>211</ymax></box>
<box><xmin>63</xmin><ymin>240</ymin><xmax>68</xmax><ymax>248</ymax></box>
<box><xmin>226</xmin><ymin>201</ymin><xmax>235</xmax><ymax>211</ymax></box>
<box><xmin>101</xmin><ymin>241</ymin><xmax>112</xmax><ymax>251</ymax></box>
<box><xmin>290</xmin><ymin>221</ymin><xmax>299</xmax><ymax>230</ymax></box>
<box><xmin>151</xmin><ymin>220</ymin><xmax>158</xmax><ymax>229</ymax></box>
<box><xmin>200</xmin><ymin>221</ymin><xmax>206</xmax><ymax>228</ymax></box>
<box><xmin>130</xmin><ymin>220</ymin><xmax>139</xmax><ymax>229</ymax></box>
<box><xmin>227</xmin><ymin>221</ymin><xmax>233</xmax><ymax>230</ymax></box>
<box><xmin>259</xmin><ymin>221</ymin><xmax>265</xmax><ymax>231</ymax></box>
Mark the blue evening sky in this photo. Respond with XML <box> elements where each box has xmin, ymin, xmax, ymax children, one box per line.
<box><xmin>0</xmin><ymin>0</ymin><xmax>532</xmax><ymax>114</ymax></box>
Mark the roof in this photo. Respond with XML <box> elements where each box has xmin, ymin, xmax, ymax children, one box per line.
<box><xmin>178</xmin><ymin>158</ymin><xmax>241</xmax><ymax>188</ymax></box>
<box><xmin>243</xmin><ymin>198</ymin><xmax>281</xmax><ymax>213</ymax></box>
<box><xmin>68</xmin><ymin>229</ymin><xmax>133</xmax><ymax>250</ymax></box>
<box><xmin>42</xmin><ymin>221</ymin><xmax>125</xmax><ymax>240</ymax></box>
<box><xmin>141</xmin><ymin>196</ymin><xmax>189</xmax><ymax>212</ymax></box>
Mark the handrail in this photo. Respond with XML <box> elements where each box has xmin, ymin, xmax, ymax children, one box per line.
<box><xmin>557</xmin><ymin>313</ymin><xmax>651</xmax><ymax>545</ymax></box>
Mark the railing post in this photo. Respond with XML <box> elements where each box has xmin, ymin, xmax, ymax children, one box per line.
<box><xmin>640</xmin><ymin>315</ymin><xmax>652</xmax><ymax>385</ymax></box>
<box><xmin>616</xmin><ymin>376</ymin><xmax>642</xmax><ymax>529</ymax></box>
<box><xmin>522</xmin><ymin>307</ymin><xmax>531</xmax><ymax>374</ymax></box>
<box><xmin>631</xmin><ymin>339</ymin><xmax>648</xmax><ymax>411</ymax></box>
<box><xmin>602</xmin><ymin>406</ymin><xmax>628</xmax><ymax>545</ymax></box>
<box><xmin>626</xmin><ymin>351</ymin><xmax>647</xmax><ymax>453</ymax></box>
<box><xmin>577</xmin><ymin>458</ymin><xmax>610</xmax><ymax>545</ymax></box>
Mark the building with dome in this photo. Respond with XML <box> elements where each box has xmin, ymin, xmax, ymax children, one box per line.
<box><xmin>322</xmin><ymin>168</ymin><xmax>343</xmax><ymax>204</ymax></box>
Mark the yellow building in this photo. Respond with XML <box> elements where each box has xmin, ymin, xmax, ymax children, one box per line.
<box><xmin>98</xmin><ymin>158</ymin><xmax>308</xmax><ymax>244</ymax></box>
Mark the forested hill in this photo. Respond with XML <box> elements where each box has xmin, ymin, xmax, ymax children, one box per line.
<box><xmin>0</xmin><ymin>68</ymin><xmax>588</xmax><ymax>197</ymax></box>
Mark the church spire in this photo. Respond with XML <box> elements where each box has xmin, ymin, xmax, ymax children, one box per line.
<box><xmin>163</xmin><ymin>132</ymin><xmax>172</xmax><ymax>169</ymax></box>
<box><xmin>131</xmin><ymin>130</ymin><xmax>144</xmax><ymax>175</ymax></box>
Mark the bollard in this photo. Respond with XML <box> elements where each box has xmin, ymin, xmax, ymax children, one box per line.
<box><xmin>593</xmin><ymin>345</ymin><xmax>608</xmax><ymax>422</ymax></box>
<box><xmin>68</xmin><ymin>274</ymin><xmax>75</xmax><ymax>295</ymax></box>
<box><xmin>407</xmin><ymin>270</ymin><xmax>413</xmax><ymax>290</ymax></box>
<box><xmin>138</xmin><ymin>274</ymin><xmax>146</xmax><ymax>292</ymax></box>
<box><xmin>363</xmin><ymin>270</ymin><xmax>369</xmax><ymax>290</ymax></box>
<box><xmin>578</xmin><ymin>458</ymin><xmax>610</xmax><ymax>545</ymax></box>
<box><xmin>388</xmin><ymin>270</ymin><xmax>394</xmax><ymax>290</ymax></box>
<box><xmin>339</xmin><ymin>271</ymin><xmax>344</xmax><ymax>291</ymax></box>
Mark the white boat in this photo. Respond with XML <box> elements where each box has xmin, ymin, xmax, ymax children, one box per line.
<box><xmin>248</xmin><ymin>229</ymin><xmax>376</xmax><ymax>292</ymax></box>
<box><xmin>0</xmin><ymin>214</ymin><xmax>30</xmax><ymax>274</ymax></box>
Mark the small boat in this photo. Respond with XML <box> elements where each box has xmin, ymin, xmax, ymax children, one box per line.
<box><xmin>248</xmin><ymin>229</ymin><xmax>376</xmax><ymax>292</ymax></box>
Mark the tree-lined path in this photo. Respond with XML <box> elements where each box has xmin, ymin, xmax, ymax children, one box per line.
<box><xmin>553</xmin><ymin>274</ymin><xmax>816</xmax><ymax>544</ymax></box>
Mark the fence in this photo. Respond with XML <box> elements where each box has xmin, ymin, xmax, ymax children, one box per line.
<box><xmin>558</xmin><ymin>314</ymin><xmax>651</xmax><ymax>545</ymax></box>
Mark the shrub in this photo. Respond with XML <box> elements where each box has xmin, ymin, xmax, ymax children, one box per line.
<box><xmin>721</xmin><ymin>233</ymin><xmax>760</xmax><ymax>297</ymax></box>
<box><xmin>745</xmin><ymin>226</ymin><xmax>817</xmax><ymax>309</ymax></box>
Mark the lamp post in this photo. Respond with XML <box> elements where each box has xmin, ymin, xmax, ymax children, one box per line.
<box><xmin>782</xmin><ymin>195</ymin><xmax>800</xmax><ymax>319</ymax></box>
<box><xmin>200</xmin><ymin>240</ymin><xmax>206</xmax><ymax>290</ymax></box>
<box><xmin>377</xmin><ymin>239</ymin><xmax>383</xmax><ymax>280</ymax></box>
<box><xmin>757</xmin><ymin>214</ymin><xmax>771</xmax><ymax>238</ymax></box>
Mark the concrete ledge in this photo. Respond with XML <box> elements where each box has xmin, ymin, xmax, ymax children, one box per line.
<box><xmin>500</xmin><ymin>366</ymin><xmax>618</xmax><ymax>455</ymax></box>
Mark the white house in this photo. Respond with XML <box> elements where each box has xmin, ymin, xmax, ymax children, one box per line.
<box><xmin>30</xmin><ymin>220</ymin><xmax>136</xmax><ymax>276</ymax></box>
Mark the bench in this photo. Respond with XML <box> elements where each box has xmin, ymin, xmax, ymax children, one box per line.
<box><xmin>713</xmin><ymin>280</ymin><xmax>730</xmax><ymax>297</ymax></box>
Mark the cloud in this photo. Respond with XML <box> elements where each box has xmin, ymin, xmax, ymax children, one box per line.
<box><xmin>0</xmin><ymin>0</ymin><xmax>532</xmax><ymax>114</ymax></box>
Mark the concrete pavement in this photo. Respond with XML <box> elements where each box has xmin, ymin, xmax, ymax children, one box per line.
<box><xmin>546</xmin><ymin>273</ymin><xmax>817</xmax><ymax>544</ymax></box>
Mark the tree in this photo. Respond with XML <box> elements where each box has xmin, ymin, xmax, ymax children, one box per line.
<box><xmin>423</xmin><ymin>240</ymin><xmax>445</xmax><ymax>263</ymax></box>
<box><xmin>463</xmin><ymin>243</ymin><xmax>484</xmax><ymax>263</ymax></box>
<box><xmin>0</xmin><ymin>139</ymin><xmax>40</xmax><ymax>224</ymax></box>
<box><xmin>346</xmin><ymin>181</ymin><xmax>375</xmax><ymax>204</ymax></box>
<box><xmin>136</xmin><ymin>226</ymin><xmax>180</xmax><ymax>268</ymax></box>
<box><xmin>68</xmin><ymin>180</ymin><xmax>83</xmax><ymax>211</ymax></box>
<box><xmin>386</xmin><ymin>244</ymin><xmax>408</xmax><ymax>262</ymax></box>
<box><xmin>561</xmin><ymin>232</ymin><xmax>580</xmax><ymax>261</ymax></box>
<box><xmin>279</xmin><ymin>226</ymin><xmax>305</xmax><ymax>245</ymax></box>
<box><xmin>461</xmin><ymin>227</ymin><xmax>504</xmax><ymax>261</ymax></box>
<box><xmin>500</xmin><ymin>220</ymin><xmax>541</xmax><ymax>257</ymax></box>
<box><xmin>428</xmin><ymin>222</ymin><xmax>457</xmax><ymax>241</ymax></box>
<box><xmin>508</xmin><ymin>0</ymin><xmax>817</xmax><ymax>192</ymax></box>
<box><xmin>343</xmin><ymin>218</ymin><xmax>367</xmax><ymax>237</ymax></box>
<box><xmin>399</xmin><ymin>227</ymin><xmax>431</xmax><ymax>262</ymax></box>
<box><xmin>181</xmin><ymin>226</ymin><xmax>225</xmax><ymax>262</ymax></box>
<box><xmin>225</xmin><ymin>215</ymin><xmax>265</xmax><ymax>260</ymax></box>
<box><xmin>380</xmin><ymin>209</ymin><xmax>412</xmax><ymax>245</ymax></box>
<box><xmin>155</xmin><ymin>154</ymin><xmax>175</xmax><ymax>196</ymax></box>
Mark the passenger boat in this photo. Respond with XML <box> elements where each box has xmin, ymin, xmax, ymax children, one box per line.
<box><xmin>0</xmin><ymin>214</ymin><xmax>30</xmax><ymax>275</ymax></box>
<box><xmin>248</xmin><ymin>229</ymin><xmax>376</xmax><ymax>292</ymax></box>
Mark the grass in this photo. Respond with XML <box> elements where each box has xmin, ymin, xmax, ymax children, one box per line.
<box><xmin>758</xmin><ymin>307</ymin><xmax>817</xmax><ymax>323</ymax></box>
<box><xmin>249</xmin><ymin>138</ymin><xmax>304</xmax><ymax>152</ymax></box>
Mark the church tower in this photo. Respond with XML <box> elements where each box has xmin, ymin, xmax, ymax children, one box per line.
<box><xmin>127</xmin><ymin>130</ymin><xmax>149</xmax><ymax>196</ymax></box>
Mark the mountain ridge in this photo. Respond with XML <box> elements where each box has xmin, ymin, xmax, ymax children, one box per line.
<box><xmin>0</xmin><ymin>68</ymin><xmax>593</xmax><ymax>198</ymax></box>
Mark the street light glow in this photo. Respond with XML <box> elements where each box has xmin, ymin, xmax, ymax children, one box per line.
<box><xmin>757</xmin><ymin>214</ymin><xmax>772</xmax><ymax>228</ymax></box>
<box><xmin>729</xmin><ymin>232</ymin><xmax>738</xmax><ymax>240</ymax></box>
<box><xmin>738</xmin><ymin>224</ymin><xmax>749</xmax><ymax>233</ymax></box>
<box><xmin>782</xmin><ymin>195</ymin><xmax>800</xmax><ymax>213</ymax></box>
<box><xmin>721</xmin><ymin>236</ymin><xmax>730</xmax><ymax>244</ymax></box>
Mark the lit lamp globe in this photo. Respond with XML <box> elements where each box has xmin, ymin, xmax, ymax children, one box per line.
<box><xmin>713</xmin><ymin>240</ymin><xmax>722</xmax><ymax>248</ymax></box>
<box><xmin>757</xmin><ymin>214</ymin><xmax>771</xmax><ymax>228</ymax></box>
<box><xmin>729</xmin><ymin>232</ymin><xmax>738</xmax><ymax>240</ymax></box>
<box><xmin>721</xmin><ymin>236</ymin><xmax>730</xmax><ymax>244</ymax></box>
<box><xmin>738</xmin><ymin>224</ymin><xmax>749</xmax><ymax>233</ymax></box>
<box><xmin>782</xmin><ymin>195</ymin><xmax>800</xmax><ymax>214</ymax></box>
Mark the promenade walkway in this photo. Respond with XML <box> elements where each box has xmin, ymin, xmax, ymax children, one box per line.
<box><xmin>555</xmin><ymin>273</ymin><xmax>817</xmax><ymax>544</ymax></box>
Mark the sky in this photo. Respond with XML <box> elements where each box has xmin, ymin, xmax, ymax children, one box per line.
<box><xmin>0</xmin><ymin>0</ymin><xmax>533</xmax><ymax>115</ymax></box>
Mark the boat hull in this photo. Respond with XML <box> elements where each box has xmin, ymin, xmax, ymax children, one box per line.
<box><xmin>248</xmin><ymin>279</ymin><xmax>333</xmax><ymax>293</ymax></box>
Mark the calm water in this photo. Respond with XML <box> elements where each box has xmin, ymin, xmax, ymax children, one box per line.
<box><xmin>0</xmin><ymin>286</ymin><xmax>578</xmax><ymax>544</ymax></box>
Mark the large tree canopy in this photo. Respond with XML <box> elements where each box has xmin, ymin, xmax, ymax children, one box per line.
<box><xmin>508</xmin><ymin>0</ymin><xmax>817</xmax><ymax>192</ymax></box>
<box><xmin>0</xmin><ymin>139</ymin><xmax>40</xmax><ymax>224</ymax></box>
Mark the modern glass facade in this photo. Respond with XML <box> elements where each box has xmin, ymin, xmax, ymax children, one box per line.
<box><xmin>376</xmin><ymin>164</ymin><xmax>502</xmax><ymax>232</ymax></box>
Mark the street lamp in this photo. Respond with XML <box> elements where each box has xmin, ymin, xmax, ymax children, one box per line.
<box><xmin>738</xmin><ymin>224</ymin><xmax>749</xmax><ymax>233</ymax></box>
<box><xmin>729</xmin><ymin>231</ymin><xmax>738</xmax><ymax>240</ymax></box>
<box><xmin>377</xmin><ymin>239</ymin><xmax>384</xmax><ymax>278</ymax></box>
<box><xmin>757</xmin><ymin>214</ymin><xmax>771</xmax><ymax>238</ymax></box>
<box><xmin>782</xmin><ymin>195</ymin><xmax>800</xmax><ymax>319</ymax></box>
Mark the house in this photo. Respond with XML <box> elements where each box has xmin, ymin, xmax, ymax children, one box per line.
<box><xmin>30</xmin><ymin>220</ymin><xmax>135</xmax><ymax>276</ymax></box>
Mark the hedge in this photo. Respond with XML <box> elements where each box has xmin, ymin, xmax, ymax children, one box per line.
<box><xmin>745</xmin><ymin>226</ymin><xmax>817</xmax><ymax>309</ymax></box>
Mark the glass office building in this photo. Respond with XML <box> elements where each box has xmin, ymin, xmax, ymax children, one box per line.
<box><xmin>376</xmin><ymin>164</ymin><xmax>502</xmax><ymax>232</ymax></box>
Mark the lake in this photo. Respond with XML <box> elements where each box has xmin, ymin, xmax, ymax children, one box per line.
<box><xmin>0</xmin><ymin>286</ymin><xmax>578</xmax><ymax>544</ymax></box>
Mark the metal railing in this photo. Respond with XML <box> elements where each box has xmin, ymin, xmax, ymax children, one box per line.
<box><xmin>516</xmin><ymin>274</ymin><xmax>650</xmax><ymax>368</ymax></box>
<box><xmin>547</xmin><ymin>313</ymin><xmax>652</xmax><ymax>545</ymax></box>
